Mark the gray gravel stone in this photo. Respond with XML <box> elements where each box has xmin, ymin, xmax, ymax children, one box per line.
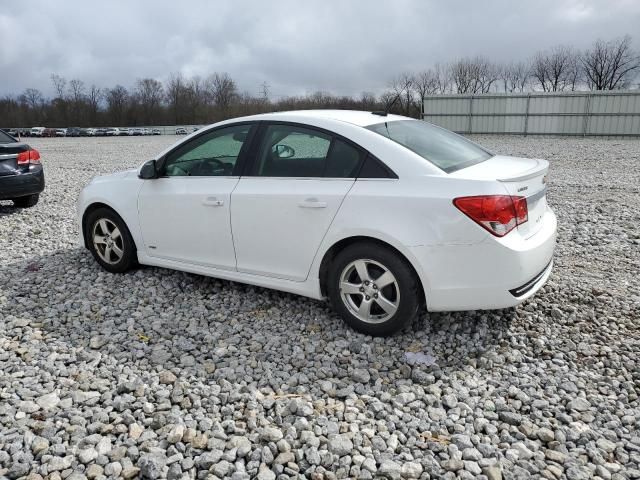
<box><xmin>1</xmin><ymin>136</ymin><xmax>639</xmax><ymax>480</ymax></box>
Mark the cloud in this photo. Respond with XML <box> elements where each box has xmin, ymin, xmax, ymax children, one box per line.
<box><xmin>0</xmin><ymin>0</ymin><xmax>638</xmax><ymax>97</ymax></box>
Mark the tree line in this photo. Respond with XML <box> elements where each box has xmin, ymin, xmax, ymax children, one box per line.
<box><xmin>1</xmin><ymin>35</ymin><xmax>638</xmax><ymax>128</ymax></box>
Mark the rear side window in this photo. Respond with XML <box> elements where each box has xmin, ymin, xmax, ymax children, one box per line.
<box><xmin>251</xmin><ymin>124</ymin><xmax>363</xmax><ymax>178</ymax></box>
<box><xmin>368</xmin><ymin>120</ymin><xmax>492</xmax><ymax>173</ymax></box>
<box><xmin>359</xmin><ymin>155</ymin><xmax>397</xmax><ymax>179</ymax></box>
<box><xmin>324</xmin><ymin>139</ymin><xmax>363</xmax><ymax>178</ymax></box>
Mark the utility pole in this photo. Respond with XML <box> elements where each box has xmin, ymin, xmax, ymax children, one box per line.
<box><xmin>260</xmin><ymin>82</ymin><xmax>270</xmax><ymax>102</ymax></box>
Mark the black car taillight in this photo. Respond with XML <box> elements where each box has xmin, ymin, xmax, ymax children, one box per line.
<box><xmin>17</xmin><ymin>149</ymin><xmax>41</xmax><ymax>165</ymax></box>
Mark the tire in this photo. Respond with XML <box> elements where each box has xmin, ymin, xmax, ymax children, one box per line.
<box><xmin>85</xmin><ymin>207</ymin><xmax>137</xmax><ymax>273</ymax></box>
<box><xmin>12</xmin><ymin>194</ymin><xmax>39</xmax><ymax>208</ymax></box>
<box><xmin>327</xmin><ymin>242</ymin><xmax>422</xmax><ymax>336</ymax></box>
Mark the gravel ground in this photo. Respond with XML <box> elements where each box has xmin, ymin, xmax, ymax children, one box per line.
<box><xmin>1</xmin><ymin>134</ymin><xmax>639</xmax><ymax>480</ymax></box>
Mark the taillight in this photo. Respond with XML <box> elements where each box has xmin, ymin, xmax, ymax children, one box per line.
<box><xmin>16</xmin><ymin>149</ymin><xmax>41</xmax><ymax>165</ymax></box>
<box><xmin>453</xmin><ymin>195</ymin><xmax>528</xmax><ymax>237</ymax></box>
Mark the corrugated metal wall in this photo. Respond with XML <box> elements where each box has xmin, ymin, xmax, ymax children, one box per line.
<box><xmin>422</xmin><ymin>91</ymin><xmax>640</xmax><ymax>136</ymax></box>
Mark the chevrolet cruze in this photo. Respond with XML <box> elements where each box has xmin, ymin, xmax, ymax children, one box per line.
<box><xmin>77</xmin><ymin>110</ymin><xmax>556</xmax><ymax>336</ymax></box>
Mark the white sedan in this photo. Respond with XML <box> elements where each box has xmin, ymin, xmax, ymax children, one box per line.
<box><xmin>77</xmin><ymin>110</ymin><xmax>556</xmax><ymax>336</ymax></box>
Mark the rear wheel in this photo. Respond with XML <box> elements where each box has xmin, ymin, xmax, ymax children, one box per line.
<box><xmin>12</xmin><ymin>194</ymin><xmax>39</xmax><ymax>208</ymax></box>
<box><xmin>327</xmin><ymin>242</ymin><xmax>421</xmax><ymax>336</ymax></box>
<box><xmin>85</xmin><ymin>208</ymin><xmax>137</xmax><ymax>273</ymax></box>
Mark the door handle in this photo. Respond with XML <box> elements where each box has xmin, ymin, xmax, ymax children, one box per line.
<box><xmin>298</xmin><ymin>198</ymin><xmax>327</xmax><ymax>208</ymax></box>
<box><xmin>203</xmin><ymin>196</ymin><xmax>224</xmax><ymax>207</ymax></box>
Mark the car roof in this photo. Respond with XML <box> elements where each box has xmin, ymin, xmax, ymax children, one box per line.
<box><xmin>231</xmin><ymin>110</ymin><xmax>411</xmax><ymax>128</ymax></box>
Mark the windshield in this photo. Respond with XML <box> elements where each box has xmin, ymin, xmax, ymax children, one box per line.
<box><xmin>368</xmin><ymin>120</ymin><xmax>492</xmax><ymax>173</ymax></box>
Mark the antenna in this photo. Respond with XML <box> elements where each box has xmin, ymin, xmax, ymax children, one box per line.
<box><xmin>372</xmin><ymin>92</ymin><xmax>402</xmax><ymax>117</ymax></box>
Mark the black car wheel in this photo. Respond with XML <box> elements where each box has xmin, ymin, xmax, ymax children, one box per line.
<box><xmin>12</xmin><ymin>194</ymin><xmax>39</xmax><ymax>208</ymax></box>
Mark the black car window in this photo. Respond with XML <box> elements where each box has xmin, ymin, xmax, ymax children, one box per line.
<box><xmin>324</xmin><ymin>139</ymin><xmax>363</xmax><ymax>178</ymax></box>
<box><xmin>163</xmin><ymin>124</ymin><xmax>251</xmax><ymax>177</ymax></box>
<box><xmin>358</xmin><ymin>155</ymin><xmax>398</xmax><ymax>179</ymax></box>
<box><xmin>0</xmin><ymin>130</ymin><xmax>16</xmax><ymax>143</ymax></box>
<box><xmin>252</xmin><ymin>125</ymin><xmax>331</xmax><ymax>178</ymax></box>
<box><xmin>251</xmin><ymin>124</ymin><xmax>364</xmax><ymax>178</ymax></box>
<box><xmin>368</xmin><ymin>120</ymin><xmax>492</xmax><ymax>173</ymax></box>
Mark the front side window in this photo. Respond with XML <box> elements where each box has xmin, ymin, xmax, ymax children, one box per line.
<box><xmin>368</xmin><ymin>120</ymin><xmax>492</xmax><ymax>173</ymax></box>
<box><xmin>163</xmin><ymin>124</ymin><xmax>251</xmax><ymax>177</ymax></box>
<box><xmin>252</xmin><ymin>124</ymin><xmax>363</xmax><ymax>178</ymax></box>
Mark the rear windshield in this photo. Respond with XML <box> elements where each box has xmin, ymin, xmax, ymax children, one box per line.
<box><xmin>367</xmin><ymin>120</ymin><xmax>492</xmax><ymax>173</ymax></box>
<box><xmin>0</xmin><ymin>129</ymin><xmax>17</xmax><ymax>144</ymax></box>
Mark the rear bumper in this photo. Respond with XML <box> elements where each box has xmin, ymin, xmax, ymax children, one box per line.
<box><xmin>411</xmin><ymin>208</ymin><xmax>557</xmax><ymax>311</ymax></box>
<box><xmin>0</xmin><ymin>166</ymin><xmax>45</xmax><ymax>200</ymax></box>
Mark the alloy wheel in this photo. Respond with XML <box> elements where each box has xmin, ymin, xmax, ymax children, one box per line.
<box><xmin>339</xmin><ymin>259</ymin><xmax>400</xmax><ymax>324</ymax></box>
<box><xmin>92</xmin><ymin>218</ymin><xmax>124</xmax><ymax>265</ymax></box>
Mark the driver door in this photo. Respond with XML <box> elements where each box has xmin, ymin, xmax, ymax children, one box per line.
<box><xmin>137</xmin><ymin>123</ymin><xmax>255</xmax><ymax>270</ymax></box>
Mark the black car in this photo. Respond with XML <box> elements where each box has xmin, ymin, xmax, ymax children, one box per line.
<box><xmin>0</xmin><ymin>129</ymin><xmax>44</xmax><ymax>207</ymax></box>
<box><xmin>66</xmin><ymin>127</ymin><xmax>85</xmax><ymax>137</ymax></box>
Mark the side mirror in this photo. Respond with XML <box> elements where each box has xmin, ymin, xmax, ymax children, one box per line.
<box><xmin>272</xmin><ymin>144</ymin><xmax>295</xmax><ymax>159</ymax></box>
<box><xmin>139</xmin><ymin>159</ymin><xmax>158</xmax><ymax>179</ymax></box>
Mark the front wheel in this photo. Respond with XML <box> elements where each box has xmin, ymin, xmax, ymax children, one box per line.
<box><xmin>85</xmin><ymin>208</ymin><xmax>137</xmax><ymax>273</ymax></box>
<box><xmin>327</xmin><ymin>242</ymin><xmax>422</xmax><ymax>336</ymax></box>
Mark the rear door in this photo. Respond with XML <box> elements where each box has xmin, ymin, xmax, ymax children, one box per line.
<box><xmin>231</xmin><ymin>123</ymin><xmax>364</xmax><ymax>281</ymax></box>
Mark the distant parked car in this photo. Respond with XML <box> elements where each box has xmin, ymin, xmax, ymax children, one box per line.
<box><xmin>105</xmin><ymin>128</ymin><xmax>121</xmax><ymax>136</ymax></box>
<box><xmin>132</xmin><ymin>128</ymin><xmax>143</xmax><ymax>136</ymax></box>
<box><xmin>30</xmin><ymin>127</ymin><xmax>46</xmax><ymax>137</ymax></box>
<box><xmin>0</xmin><ymin>128</ymin><xmax>44</xmax><ymax>208</ymax></box>
<box><xmin>152</xmin><ymin>128</ymin><xmax>161</xmax><ymax>135</ymax></box>
<box><xmin>85</xmin><ymin>128</ymin><xmax>97</xmax><ymax>137</ymax></box>
<box><xmin>7</xmin><ymin>128</ymin><xmax>19</xmax><ymax>136</ymax></box>
<box><xmin>66</xmin><ymin>127</ymin><xmax>83</xmax><ymax>137</ymax></box>
<box><xmin>42</xmin><ymin>128</ymin><xmax>57</xmax><ymax>137</ymax></box>
<box><xmin>55</xmin><ymin>128</ymin><xmax>67</xmax><ymax>137</ymax></box>
<box><xmin>119</xmin><ymin>128</ymin><xmax>130</xmax><ymax>136</ymax></box>
<box><xmin>95</xmin><ymin>128</ymin><xmax>107</xmax><ymax>136</ymax></box>
<box><xmin>175</xmin><ymin>127</ymin><xmax>187</xmax><ymax>135</ymax></box>
<box><xmin>142</xmin><ymin>128</ymin><xmax>152</xmax><ymax>135</ymax></box>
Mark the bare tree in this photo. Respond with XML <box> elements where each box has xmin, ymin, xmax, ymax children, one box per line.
<box><xmin>67</xmin><ymin>79</ymin><xmax>86</xmax><ymax>122</ymax></box>
<box><xmin>433</xmin><ymin>63</ymin><xmax>452</xmax><ymax>94</ymax></box>
<box><xmin>134</xmin><ymin>78</ymin><xmax>164</xmax><ymax>124</ymax></box>
<box><xmin>500</xmin><ymin>62</ymin><xmax>531</xmax><ymax>92</ymax></box>
<box><xmin>166</xmin><ymin>72</ymin><xmax>187</xmax><ymax>123</ymax></box>
<box><xmin>389</xmin><ymin>73</ymin><xmax>415</xmax><ymax>116</ymax></box>
<box><xmin>18</xmin><ymin>88</ymin><xmax>45</xmax><ymax>124</ymax></box>
<box><xmin>185</xmin><ymin>76</ymin><xmax>207</xmax><ymax>123</ymax></box>
<box><xmin>206</xmin><ymin>73</ymin><xmax>238</xmax><ymax>115</ymax></box>
<box><xmin>21</xmin><ymin>88</ymin><xmax>44</xmax><ymax>110</ymax></box>
<box><xmin>582</xmin><ymin>35</ymin><xmax>640</xmax><ymax>90</ymax></box>
<box><xmin>450</xmin><ymin>57</ymin><xmax>499</xmax><ymax>94</ymax></box>
<box><xmin>105</xmin><ymin>85</ymin><xmax>129</xmax><ymax>126</ymax></box>
<box><xmin>531</xmin><ymin>45</ymin><xmax>581</xmax><ymax>91</ymax></box>
<box><xmin>412</xmin><ymin>70</ymin><xmax>441</xmax><ymax>116</ymax></box>
<box><xmin>51</xmin><ymin>74</ymin><xmax>67</xmax><ymax>99</ymax></box>
<box><xmin>87</xmin><ymin>85</ymin><xmax>102</xmax><ymax>125</ymax></box>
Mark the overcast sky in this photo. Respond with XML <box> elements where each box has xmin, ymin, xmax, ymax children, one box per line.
<box><xmin>1</xmin><ymin>0</ymin><xmax>639</xmax><ymax>98</ymax></box>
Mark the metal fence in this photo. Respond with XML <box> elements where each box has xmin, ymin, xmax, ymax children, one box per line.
<box><xmin>422</xmin><ymin>91</ymin><xmax>640</xmax><ymax>136</ymax></box>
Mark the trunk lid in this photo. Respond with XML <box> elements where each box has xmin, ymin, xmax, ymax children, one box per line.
<box><xmin>0</xmin><ymin>143</ymin><xmax>30</xmax><ymax>176</ymax></box>
<box><xmin>451</xmin><ymin>155</ymin><xmax>549</xmax><ymax>238</ymax></box>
